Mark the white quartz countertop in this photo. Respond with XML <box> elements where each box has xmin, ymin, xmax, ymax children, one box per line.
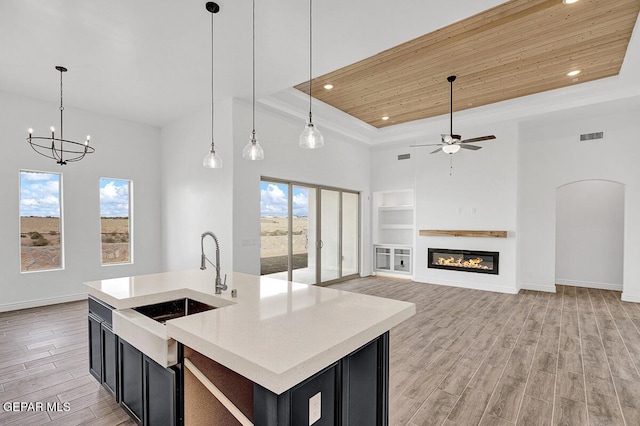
<box><xmin>85</xmin><ymin>270</ymin><xmax>415</xmax><ymax>394</ymax></box>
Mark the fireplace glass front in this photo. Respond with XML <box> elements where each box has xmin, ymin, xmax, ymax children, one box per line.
<box><xmin>428</xmin><ymin>248</ymin><xmax>499</xmax><ymax>275</ymax></box>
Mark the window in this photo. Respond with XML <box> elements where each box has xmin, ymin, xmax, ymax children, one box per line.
<box><xmin>20</xmin><ymin>170</ymin><xmax>63</xmax><ymax>272</ymax></box>
<box><xmin>100</xmin><ymin>178</ymin><xmax>132</xmax><ymax>265</ymax></box>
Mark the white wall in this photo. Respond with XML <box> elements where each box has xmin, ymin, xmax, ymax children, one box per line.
<box><xmin>159</xmin><ymin>99</ymin><xmax>234</xmax><ymax>273</ymax></box>
<box><xmin>231</xmin><ymin>100</ymin><xmax>372</xmax><ymax>277</ymax></box>
<box><xmin>0</xmin><ymin>91</ymin><xmax>163</xmax><ymax>311</ymax></box>
<box><xmin>555</xmin><ymin>180</ymin><xmax>624</xmax><ymax>290</ymax></box>
<box><xmin>413</xmin><ymin>122</ymin><xmax>519</xmax><ymax>293</ymax></box>
<box><xmin>517</xmin><ymin>97</ymin><xmax>640</xmax><ymax>300</ymax></box>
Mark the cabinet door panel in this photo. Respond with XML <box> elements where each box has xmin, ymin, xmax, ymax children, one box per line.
<box><xmin>144</xmin><ymin>356</ymin><xmax>176</xmax><ymax>426</ymax></box>
<box><xmin>101</xmin><ymin>322</ymin><xmax>118</xmax><ymax>399</ymax></box>
<box><xmin>119</xmin><ymin>339</ymin><xmax>143</xmax><ymax>423</ymax></box>
<box><xmin>88</xmin><ymin>313</ymin><xmax>102</xmax><ymax>382</ymax></box>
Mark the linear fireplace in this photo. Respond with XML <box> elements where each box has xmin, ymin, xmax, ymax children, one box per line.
<box><xmin>428</xmin><ymin>248</ymin><xmax>499</xmax><ymax>275</ymax></box>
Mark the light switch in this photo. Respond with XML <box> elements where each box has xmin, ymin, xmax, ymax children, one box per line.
<box><xmin>309</xmin><ymin>392</ymin><xmax>321</xmax><ymax>425</ymax></box>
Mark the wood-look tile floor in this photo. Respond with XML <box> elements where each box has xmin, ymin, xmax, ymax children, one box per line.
<box><xmin>0</xmin><ymin>301</ymin><xmax>134</xmax><ymax>426</ymax></box>
<box><xmin>330</xmin><ymin>278</ymin><xmax>640</xmax><ymax>426</ymax></box>
<box><xmin>2</xmin><ymin>279</ymin><xmax>640</xmax><ymax>425</ymax></box>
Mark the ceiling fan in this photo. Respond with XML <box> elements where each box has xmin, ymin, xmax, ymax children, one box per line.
<box><xmin>411</xmin><ymin>75</ymin><xmax>495</xmax><ymax>154</ymax></box>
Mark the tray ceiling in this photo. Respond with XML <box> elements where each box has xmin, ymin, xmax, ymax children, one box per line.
<box><xmin>295</xmin><ymin>0</ymin><xmax>640</xmax><ymax>129</ymax></box>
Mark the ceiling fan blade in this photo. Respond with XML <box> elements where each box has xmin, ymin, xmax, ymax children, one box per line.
<box><xmin>460</xmin><ymin>144</ymin><xmax>482</xmax><ymax>150</ymax></box>
<box><xmin>460</xmin><ymin>135</ymin><xmax>496</xmax><ymax>144</ymax></box>
<box><xmin>410</xmin><ymin>143</ymin><xmax>443</xmax><ymax>147</ymax></box>
<box><xmin>430</xmin><ymin>147</ymin><xmax>443</xmax><ymax>154</ymax></box>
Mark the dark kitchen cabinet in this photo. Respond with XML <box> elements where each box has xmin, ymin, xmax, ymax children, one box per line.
<box><xmin>88</xmin><ymin>296</ymin><xmax>183</xmax><ymax>426</ymax></box>
<box><xmin>144</xmin><ymin>356</ymin><xmax>179</xmax><ymax>426</ymax></box>
<box><xmin>101</xmin><ymin>322</ymin><xmax>118</xmax><ymax>399</ymax></box>
<box><xmin>88</xmin><ymin>312</ymin><xmax>103</xmax><ymax>382</ymax></box>
<box><xmin>119</xmin><ymin>338</ymin><xmax>144</xmax><ymax>424</ymax></box>
<box><xmin>253</xmin><ymin>332</ymin><xmax>389</xmax><ymax>426</ymax></box>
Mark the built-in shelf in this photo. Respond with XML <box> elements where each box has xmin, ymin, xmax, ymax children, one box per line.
<box><xmin>419</xmin><ymin>230</ymin><xmax>508</xmax><ymax>238</ymax></box>
<box><xmin>378</xmin><ymin>205</ymin><xmax>413</xmax><ymax>211</ymax></box>
<box><xmin>373</xmin><ymin>190</ymin><xmax>415</xmax><ymax>247</ymax></box>
<box><xmin>380</xmin><ymin>224</ymin><xmax>413</xmax><ymax>230</ymax></box>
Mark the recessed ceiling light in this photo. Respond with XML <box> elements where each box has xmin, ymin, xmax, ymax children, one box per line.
<box><xmin>381</xmin><ymin>116</ymin><xmax>390</xmax><ymax>121</ymax></box>
<box><xmin>323</xmin><ymin>84</ymin><xmax>334</xmax><ymax>90</ymax></box>
<box><xmin>563</xmin><ymin>0</ymin><xmax>579</xmax><ymax>4</ymax></box>
<box><xmin>567</xmin><ymin>70</ymin><xmax>581</xmax><ymax>77</ymax></box>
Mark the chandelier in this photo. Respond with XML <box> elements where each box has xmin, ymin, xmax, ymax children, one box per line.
<box><xmin>27</xmin><ymin>66</ymin><xmax>94</xmax><ymax>165</ymax></box>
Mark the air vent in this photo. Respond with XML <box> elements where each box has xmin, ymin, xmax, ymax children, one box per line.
<box><xmin>579</xmin><ymin>132</ymin><xmax>604</xmax><ymax>141</ymax></box>
<box><xmin>397</xmin><ymin>153</ymin><xmax>411</xmax><ymax>160</ymax></box>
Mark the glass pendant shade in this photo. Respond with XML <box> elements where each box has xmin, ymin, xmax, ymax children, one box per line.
<box><xmin>243</xmin><ymin>133</ymin><xmax>264</xmax><ymax>160</ymax></box>
<box><xmin>299</xmin><ymin>120</ymin><xmax>324</xmax><ymax>149</ymax></box>
<box><xmin>442</xmin><ymin>144</ymin><xmax>461</xmax><ymax>154</ymax></box>
<box><xmin>203</xmin><ymin>144</ymin><xmax>223</xmax><ymax>168</ymax></box>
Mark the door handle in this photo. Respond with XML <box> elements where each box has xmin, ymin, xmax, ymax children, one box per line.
<box><xmin>317</xmin><ymin>240</ymin><xmax>324</xmax><ymax>249</ymax></box>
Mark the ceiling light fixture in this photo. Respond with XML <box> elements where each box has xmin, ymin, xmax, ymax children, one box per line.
<box><xmin>381</xmin><ymin>116</ymin><xmax>390</xmax><ymax>121</ymax></box>
<box><xmin>242</xmin><ymin>0</ymin><xmax>264</xmax><ymax>161</ymax></box>
<box><xmin>563</xmin><ymin>0</ymin><xmax>579</xmax><ymax>4</ymax></box>
<box><xmin>299</xmin><ymin>0</ymin><xmax>324</xmax><ymax>149</ymax></box>
<box><xmin>323</xmin><ymin>84</ymin><xmax>333</xmax><ymax>90</ymax></box>
<box><xmin>27</xmin><ymin>66</ymin><xmax>94</xmax><ymax>165</ymax></box>
<box><xmin>442</xmin><ymin>144</ymin><xmax>461</xmax><ymax>154</ymax></box>
<box><xmin>567</xmin><ymin>70</ymin><xmax>581</xmax><ymax>77</ymax></box>
<box><xmin>203</xmin><ymin>2</ymin><xmax>223</xmax><ymax>168</ymax></box>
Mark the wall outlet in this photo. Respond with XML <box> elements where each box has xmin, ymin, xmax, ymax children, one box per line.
<box><xmin>309</xmin><ymin>392</ymin><xmax>321</xmax><ymax>425</ymax></box>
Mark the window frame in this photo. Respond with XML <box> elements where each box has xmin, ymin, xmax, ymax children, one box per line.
<box><xmin>19</xmin><ymin>169</ymin><xmax>65</xmax><ymax>273</ymax></box>
<box><xmin>99</xmin><ymin>177</ymin><xmax>134</xmax><ymax>266</ymax></box>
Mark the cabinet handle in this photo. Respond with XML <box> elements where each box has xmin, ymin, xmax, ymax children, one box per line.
<box><xmin>184</xmin><ymin>358</ymin><xmax>253</xmax><ymax>426</ymax></box>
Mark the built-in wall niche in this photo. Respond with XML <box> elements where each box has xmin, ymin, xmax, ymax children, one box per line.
<box><xmin>372</xmin><ymin>190</ymin><xmax>414</xmax><ymax>246</ymax></box>
<box><xmin>372</xmin><ymin>189</ymin><xmax>414</xmax><ymax>277</ymax></box>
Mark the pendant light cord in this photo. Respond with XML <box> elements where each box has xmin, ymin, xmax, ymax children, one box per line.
<box><xmin>308</xmin><ymin>0</ymin><xmax>313</xmax><ymax>121</ymax></box>
<box><xmin>252</xmin><ymin>0</ymin><xmax>256</xmax><ymax>138</ymax></box>
<box><xmin>59</xmin><ymin>69</ymin><xmax>64</xmax><ymax>141</ymax></box>
<box><xmin>211</xmin><ymin>9</ymin><xmax>215</xmax><ymax>148</ymax></box>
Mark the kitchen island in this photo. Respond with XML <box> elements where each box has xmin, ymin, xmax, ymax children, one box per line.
<box><xmin>85</xmin><ymin>270</ymin><xmax>415</xmax><ymax>425</ymax></box>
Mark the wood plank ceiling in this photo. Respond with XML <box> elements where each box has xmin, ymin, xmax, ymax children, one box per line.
<box><xmin>294</xmin><ymin>0</ymin><xmax>640</xmax><ymax>128</ymax></box>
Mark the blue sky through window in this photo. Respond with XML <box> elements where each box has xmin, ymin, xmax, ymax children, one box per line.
<box><xmin>260</xmin><ymin>182</ymin><xmax>309</xmax><ymax>217</ymax></box>
<box><xmin>20</xmin><ymin>171</ymin><xmax>60</xmax><ymax>217</ymax></box>
<box><xmin>100</xmin><ymin>179</ymin><xmax>130</xmax><ymax>217</ymax></box>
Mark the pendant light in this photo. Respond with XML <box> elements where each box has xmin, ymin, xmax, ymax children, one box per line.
<box><xmin>299</xmin><ymin>0</ymin><xmax>324</xmax><ymax>149</ymax></box>
<box><xmin>203</xmin><ymin>2</ymin><xmax>223</xmax><ymax>168</ymax></box>
<box><xmin>27</xmin><ymin>66</ymin><xmax>94</xmax><ymax>165</ymax></box>
<box><xmin>242</xmin><ymin>0</ymin><xmax>264</xmax><ymax>161</ymax></box>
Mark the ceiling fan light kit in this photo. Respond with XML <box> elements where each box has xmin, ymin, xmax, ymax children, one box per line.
<box><xmin>411</xmin><ymin>75</ymin><xmax>496</xmax><ymax>156</ymax></box>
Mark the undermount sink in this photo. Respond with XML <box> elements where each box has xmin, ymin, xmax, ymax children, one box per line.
<box><xmin>133</xmin><ymin>298</ymin><xmax>216</xmax><ymax>324</ymax></box>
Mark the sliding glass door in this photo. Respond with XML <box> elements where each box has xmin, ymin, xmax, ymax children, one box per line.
<box><xmin>320</xmin><ymin>189</ymin><xmax>341</xmax><ymax>282</ymax></box>
<box><xmin>260</xmin><ymin>178</ymin><xmax>359</xmax><ymax>285</ymax></box>
<box><xmin>292</xmin><ymin>185</ymin><xmax>316</xmax><ymax>284</ymax></box>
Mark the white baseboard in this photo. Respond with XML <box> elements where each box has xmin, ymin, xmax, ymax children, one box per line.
<box><xmin>0</xmin><ymin>293</ymin><xmax>87</xmax><ymax>313</ymax></box>
<box><xmin>555</xmin><ymin>279</ymin><xmax>622</xmax><ymax>291</ymax></box>
<box><xmin>413</xmin><ymin>277</ymin><xmax>519</xmax><ymax>294</ymax></box>
<box><xmin>373</xmin><ymin>271</ymin><xmax>413</xmax><ymax>280</ymax></box>
<box><xmin>621</xmin><ymin>293</ymin><xmax>640</xmax><ymax>303</ymax></box>
<box><xmin>520</xmin><ymin>283</ymin><xmax>557</xmax><ymax>293</ymax></box>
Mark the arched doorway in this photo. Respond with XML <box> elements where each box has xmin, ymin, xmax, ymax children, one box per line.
<box><xmin>555</xmin><ymin>180</ymin><xmax>624</xmax><ymax>290</ymax></box>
